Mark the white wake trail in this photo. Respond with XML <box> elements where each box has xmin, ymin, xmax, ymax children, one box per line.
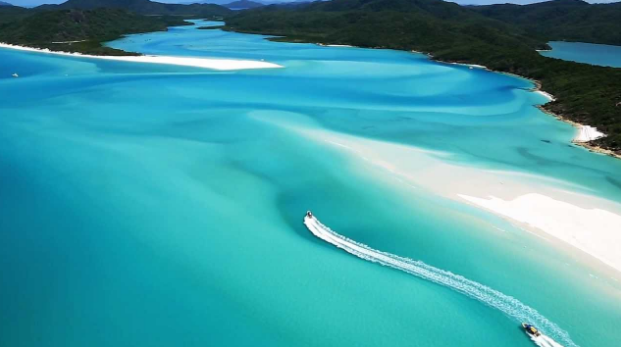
<box><xmin>532</xmin><ymin>335</ymin><xmax>567</xmax><ymax>347</ymax></box>
<box><xmin>304</xmin><ymin>215</ymin><xmax>575</xmax><ymax>347</ymax></box>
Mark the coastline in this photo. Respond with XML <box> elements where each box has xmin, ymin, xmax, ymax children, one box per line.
<box><xmin>0</xmin><ymin>42</ymin><xmax>282</xmax><ymax>71</ymax></box>
<box><xmin>309</xmin><ymin>39</ymin><xmax>620</xmax><ymax>161</ymax></box>
<box><xmin>434</xmin><ymin>62</ymin><xmax>621</xmax><ymax>160</ymax></box>
<box><xmin>535</xmin><ymin>104</ymin><xmax>621</xmax><ymax>159</ymax></box>
<box><xmin>445</xmin><ymin>60</ymin><xmax>619</xmax><ymax>159</ymax></box>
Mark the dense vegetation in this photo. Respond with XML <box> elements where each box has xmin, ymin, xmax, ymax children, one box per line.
<box><xmin>0</xmin><ymin>5</ymin><xmax>30</xmax><ymax>24</ymax></box>
<box><xmin>225</xmin><ymin>0</ymin><xmax>621</xmax><ymax>154</ymax></box>
<box><xmin>0</xmin><ymin>0</ymin><xmax>232</xmax><ymax>55</ymax></box>
<box><xmin>224</xmin><ymin>1</ymin><xmax>265</xmax><ymax>10</ymax></box>
<box><xmin>37</xmin><ymin>0</ymin><xmax>233</xmax><ymax>19</ymax></box>
<box><xmin>0</xmin><ymin>8</ymin><xmax>189</xmax><ymax>55</ymax></box>
<box><xmin>473</xmin><ymin>0</ymin><xmax>621</xmax><ymax>46</ymax></box>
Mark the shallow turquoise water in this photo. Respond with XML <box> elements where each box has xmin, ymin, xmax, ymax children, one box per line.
<box><xmin>541</xmin><ymin>41</ymin><xmax>621</xmax><ymax>68</ymax></box>
<box><xmin>1</xmin><ymin>22</ymin><xmax>621</xmax><ymax>347</ymax></box>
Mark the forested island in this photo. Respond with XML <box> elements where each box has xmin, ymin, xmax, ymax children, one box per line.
<box><xmin>0</xmin><ymin>0</ymin><xmax>620</xmax><ymax>156</ymax></box>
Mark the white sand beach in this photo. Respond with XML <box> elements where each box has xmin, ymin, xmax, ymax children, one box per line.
<box><xmin>317</xmin><ymin>43</ymin><xmax>354</xmax><ymax>48</ymax></box>
<box><xmin>536</xmin><ymin>90</ymin><xmax>556</xmax><ymax>101</ymax></box>
<box><xmin>574</xmin><ymin>125</ymin><xmax>605</xmax><ymax>142</ymax></box>
<box><xmin>459</xmin><ymin>193</ymin><xmax>621</xmax><ymax>273</ymax></box>
<box><xmin>0</xmin><ymin>42</ymin><xmax>282</xmax><ymax>71</ymax></box>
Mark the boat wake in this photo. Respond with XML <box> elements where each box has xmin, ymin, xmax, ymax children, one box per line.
<box><xmin>304</xmin><ymin>214</ymin><xmax>576</xmax><ymax>347</ymax></box>
<box><xmin>531</xmin><ymin>335</ymin><xmax>566</xmax><ymax>347</ymax></box>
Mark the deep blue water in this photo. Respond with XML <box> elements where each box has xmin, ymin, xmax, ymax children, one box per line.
<box><xmin>541</xmin><ymin>41</ymin><xmax>621</xmax><ymax>68</ymax></box>
<box><xmin>1</xmin><ymin>21</ymin><xmax>621</xmax><ymax>347</ymax></box>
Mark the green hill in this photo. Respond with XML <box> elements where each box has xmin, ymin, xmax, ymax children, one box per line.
<box><xmin>473</xmin><ymin>0</ymin><xmax>621</xmax><ymax>46</ymax></box>
<box><xmin>37</xmin><ymin>0</ymin><xmax>233</xmax><ymax>19</ymax></box>
<box><xmin>0</xmin><ymin>8</ymin><xmax>189</xmax><ymax>55</ymax></box>
<box><xmin>224</xmin><ymin>0</ymin><xmax>621</xmax><ymax>155</ymax></box>
<box><xmin>0</xmin><ymin>5</ymin><xmax>30</xmax><ymax>24</ymax></box>
<box><xmin>226</xmin><ymin>0</ymin><xmax>543</xmax><ymax>50</ymax></box>
<box><xmin>0</xmin><ymin>0</ymin><xmax>233</xmax><ymax>55</ymax></box>
<box><xmin>224</xmin><ymin>1</ymin><xmax>264</xmax><ymax>10</ymax></box>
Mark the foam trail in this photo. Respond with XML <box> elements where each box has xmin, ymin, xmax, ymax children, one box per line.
<box><xmin>304</xmin><ymin>215</ymin><xmax>576</xmax><ymax>347</ymax></box>
<box><xmin>532</xmin><ymin>335</ymin><xmax>566</xmax><ymax>347</ymax></box>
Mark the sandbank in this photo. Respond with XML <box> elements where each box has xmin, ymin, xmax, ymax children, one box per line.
<box><xmin>459</xmin><ymin>193</ymin><xmax>621</xmax><ymax>274</ymax></box>
<box><xmin>0</xmin><ymin>42</ymin><xmax>282</xmax><ymax>71</ymax></box>
<box><xmin>253</xmin><ymin>110</ymin><xmax>621</xmax><ymax>276</ymax></box>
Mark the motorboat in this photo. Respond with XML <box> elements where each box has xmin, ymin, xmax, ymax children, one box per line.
<box><xmin>522</xmin><ymin>323</ymin><xmax>541</xmax><ymax>337</ymax></box>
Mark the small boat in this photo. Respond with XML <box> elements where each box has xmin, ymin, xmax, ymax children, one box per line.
<box><xmin>522</xmin><ymin>323</ymin><xmax>541</xmax><ymax>337</ymax></box>
<box><xmin>306</xmin><ymin>211</ymin><xmax>313</xmax><ymax>218</ymax></box>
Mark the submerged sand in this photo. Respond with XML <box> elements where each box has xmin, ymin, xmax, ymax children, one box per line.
<box><xmin>253</xmin><ymin>110</ymin><xmax>621</xmax><ymax>276</ymax></box>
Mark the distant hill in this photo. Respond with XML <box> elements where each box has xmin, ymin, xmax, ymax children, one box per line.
<box><xmin>0</xmin><ymin>8</ymin><xmax>188</xmax><ymax>55</ymax></box>
<box><xmin>227</xmin><ymin>0</ymin><xmax>543</xmax><ymax>50</ymax></box>
<box><xmin>37</xmin><ymin>0</ymin><xmax>233</xmax><ymax>18</ymax></box>
<box><xmin>473</xmin><ymin>0</ymin><xmax>621</xmax><ymax>46</ymax></box>
<box><xmin>0</xmin><ymin>5</ymin><xmax>31</xmax><ymax>24</ymax></box>
<box><xmin>0</xmin><ymin>1</ymin><xmax>13</xmax><ymax>6</ymax></box>
<box><xmin>224</xmin><ymin>0</ymin><xmax>264</xmax><ymax>10</ymax></box>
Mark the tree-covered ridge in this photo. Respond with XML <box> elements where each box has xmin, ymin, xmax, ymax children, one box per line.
<box><xmin>0</xmin><ymin>4</ymin><xmax>32</xmax><ymax>24</ymax></box>
<box><xmin>0</xmin><ymin>0</ymin><xmax>233</xmax><ymax>55</ymax></box>
<box><xmin>473</xmin><ymin>0</ymin><xmax>621</xmax><ymax>46</ymax></box>
<box><xmin>37</xmin><ymin>0</ymin><xmax>233</xmax><ymax>19</ymax></box>
<box><xmin>0</xmin><ymin>8</ymin><xmax>189</xmax><ymax>55</ymax></box>
<box><xmin>224</xmin><ymin>1</ymin><xmax>264</xmax><ymax>10</ymax></box>
<box><xmin>224</xmin><ymin>0</ymin><xmax>621</xmax><ymax>154</ymax></box>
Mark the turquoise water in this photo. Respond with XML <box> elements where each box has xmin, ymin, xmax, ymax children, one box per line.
<box><xmin>1</xmin><ymin>21</ymin><xmax>621</xmax><ymax>347</ymax></box>
<box><xmin>541</xmin><ymin>41</ymin><xmax>621</xmax><ymax>68</ymax></box>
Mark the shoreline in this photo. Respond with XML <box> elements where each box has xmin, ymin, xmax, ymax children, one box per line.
<box><xmin>446</xmin><ymin>59</ymin><xmax>619</xmax><ymax>159</ymax></box>
<box><xmin>0</xmin><ymin>42</ymin><xmax>282</xmax><ymax>71</ymax></box>
<box><xmin>308</xmin><ymin>39</ymin><xmax>619</xmax><ymax>161</ymax></box>
<box><xmin>535</xmin><ymin>105</ymin><xmax>621</xmax><ymax>159</ymax></box>
<box><xmin>430</xmin><ymin>61</ymin><xmax>621</xmax><ymax>160</ymax></box>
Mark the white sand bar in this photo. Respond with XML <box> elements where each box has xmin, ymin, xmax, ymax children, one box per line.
<box><xmin>0</xmin><ymin>42</ymin><xmax>282</xmax><ymax>71</ymax></box>
<box><xmin>252</xmin><ymin>110</ymin><xmax>621</xmax><ymax>275</ymax></box>
<box><xmin>574</xmin><ymin>125</ymin><xmax>605</xmax><ymax>142</ymax></box>
<box><xmin>459</xmin><ymin>193</ymin><xmax>621</xmax><ymax>273</ymax></box>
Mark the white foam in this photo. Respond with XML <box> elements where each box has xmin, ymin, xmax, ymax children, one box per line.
<box><xmin>532</xmin><ymin>334</ymin><xmax>566</xmax><ymax>347</ymax></box>
<box><xmin>304</xmin><ymin>215</ymin><xmax>575</xmax><ymax>347</ymax></box>
<box><xmin>0</xmin><ymin>42</ymin><xmax>282</xmax><ymax>71</ymax></box>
